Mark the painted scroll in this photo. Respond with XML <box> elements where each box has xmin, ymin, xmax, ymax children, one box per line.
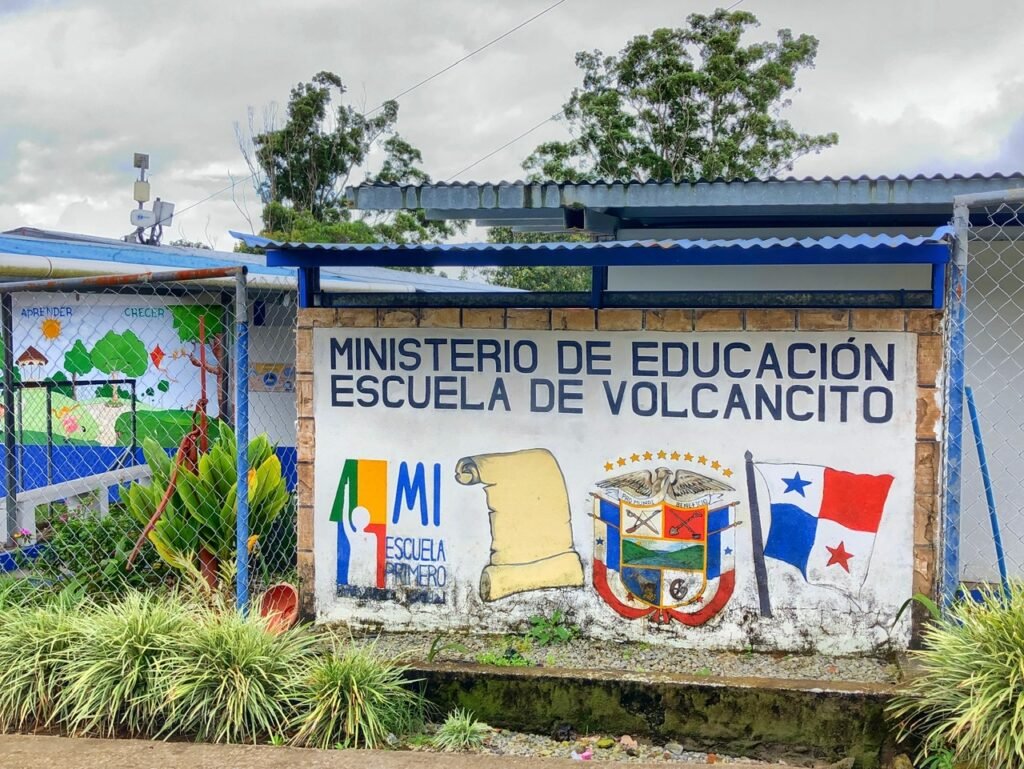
<box><xmin>455</xmin><ymin>448</ymin><xmax>584</xmax><ymax>601</ymax></box>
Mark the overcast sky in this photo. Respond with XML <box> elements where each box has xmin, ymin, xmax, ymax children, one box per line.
<box><xmin>1</xmin><ymin>0</ymin><xmax>1022</xmax><ymax>249</ymax></box>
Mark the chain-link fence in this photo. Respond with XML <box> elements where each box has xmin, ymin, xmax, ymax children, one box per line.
<box><xmin>945</xmin><ymin>192</ymin><xmax>1024</xmax><ymax>601</ymax></box>
<box><xmin>0</xmin><ymin>268</ymin><xmax>298</xmax><ymax>603</ymax></box>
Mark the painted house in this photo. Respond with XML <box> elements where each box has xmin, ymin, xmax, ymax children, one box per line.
<box><xmin>242</xmin><ymin>173</ymin><xmax>1024</xmax><ymax>655</ymax></box>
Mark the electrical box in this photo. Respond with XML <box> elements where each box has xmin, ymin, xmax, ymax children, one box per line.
<box><xmin>133</xmin><ymin>180</ymin><xmax>151</xmax><ymax>203</ymax></box>
<box><xmin>153</xmin><ymin>200</ymin><xmax>175</xmax><ymax>226</ymax></box>
<box><xmin>130</xmin><ymin>209</ymin><xmax>156</xmax><ymax>228</ymax></box>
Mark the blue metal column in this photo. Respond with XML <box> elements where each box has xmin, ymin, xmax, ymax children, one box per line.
<box><xmin>941</xmin><ymin>205</ymin><xmax>969</xmax><ymax>609</ymax></box>
<box><xmin>234</xmin><ymin>269</ymin><xmax>250</xmax><ymax>611</ymax></box>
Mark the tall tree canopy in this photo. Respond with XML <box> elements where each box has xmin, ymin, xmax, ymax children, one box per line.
<box><xmin>523</xmin><ymin>9</ymin><xmax>837</xmax><ymax>182</ymax></box>
<box><xmin>239</xmin><ymin>71</ymin><xmax>457</xmax><ymax>250</ymax></box>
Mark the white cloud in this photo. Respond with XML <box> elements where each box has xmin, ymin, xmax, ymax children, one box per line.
<box><xmin>0</xmin><ymin>0</ymin><xmax>1021</xmax><ymax>247</ymax></box>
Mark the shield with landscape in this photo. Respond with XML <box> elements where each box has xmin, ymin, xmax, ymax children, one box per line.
<box><xmin>593</xmin><ymin>465</ymin><xmax>738</xmax><ymax>626</ymax></box>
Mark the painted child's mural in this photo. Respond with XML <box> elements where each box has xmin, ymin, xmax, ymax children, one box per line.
<box><xmin>3</xmin><ymin>294</ymin><xmax>228</xmax><ymax>450</ymax></box>
<box><xmin>312</xmin><ymin>328</ymin><xmax>919</xmax><ymax>652</ymax></box>
<box><xmin>2</xmin><ymin>294</ymin><xmax>231</xmax><ymax>493</ymax></box>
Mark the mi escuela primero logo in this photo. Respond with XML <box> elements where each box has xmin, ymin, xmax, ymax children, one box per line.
<box><xmin>330</xmin><ymin>459</ymin><xmax>447</xmax><ymax>592</ymax></box>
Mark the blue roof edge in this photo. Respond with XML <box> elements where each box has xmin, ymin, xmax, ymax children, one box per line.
<box><xmin>232</xmin><ymin>226</ymin><xmax>953</xmax><ymax>253</ymax></box>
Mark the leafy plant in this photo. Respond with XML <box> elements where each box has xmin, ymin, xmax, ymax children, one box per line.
<box><xmin>893</xmin><ymin>592</ymin><xmax>942</xmax><ymax>628</ymax></box>
<box><xmin>888</xmin><ymin>583</ymin><xmax>1024</xmax><ymax>767</ymax></box>
<box><xmin>0</xmin><ymin>597</ymin><xmax>84</xmax><ymax>730</ymax></box>
<box><xmin>157</xmin><ymin>606</ymin><xmax>313</xmax><ymax>743</ymax></box>
<box><xmin>59</xmin><ymin>591</ymin><xmax>195</xmax><ymax>737</ymax></box>
<box><xmin>268</xmin><ymin>734</ymin><xmax>286</xmax><ymax>747</ymax></box>
<box><xmin>432</xmin><ymin>708</ymin><xmax>490</xmax><ymax>751</ymax></box>
<box><xmin>526</xmin><ymin>610</ymin><xmax>578</xmax><ymax>646</ymax></box>
<box><xmin>124</xmin><ymin>428</ymin><xmax>290</xmax><ymax>583</ymax></box>
<box><xmin>475</xmin><ymin>648</ymin><xmax>530</xmax><ymax>667</ymax></box>
<box><xmin>426</xmin><ymin>633</ymin><xmax>469</xmax><ymax>663</ymax></box>
<box><xmin>35</xmin><ymin>505</ymin><xmax>167</xmax><ymax>596</ymax></box>
<box><xmin>291</xmin><ymin>643</ymin><xmax>424</xmax><ymax>750</ymax></box>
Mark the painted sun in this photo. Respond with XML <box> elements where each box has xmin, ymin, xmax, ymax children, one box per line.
<box><xmin>40</xmin><ymin>318</ymin><xmax>62</xmax><ymax>340</ymax></box>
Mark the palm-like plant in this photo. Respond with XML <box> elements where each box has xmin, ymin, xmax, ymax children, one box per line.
<box><xmin>125</xmin><ymin>428</ymin><xmax>290</xmax><ymax>587</ymax></box>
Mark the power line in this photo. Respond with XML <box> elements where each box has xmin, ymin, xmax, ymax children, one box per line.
<box><xmin>444</xmin><ymin>112</ymin><xmax>564</xmax><ymax>182</ymax></box>
<box><xmin>172</xmin><ymin>0</ymin><xmax>572</xmax><ymax>223</ymax></box>
<box><xmin>443</xmin><ymin>0</ymin><xmax>750</xmax><ymax>183</ymax></box>
<box><xmin>366</xmin><ymin>0</ymin><xmax>570</xmax><ymax>116</ymax></box>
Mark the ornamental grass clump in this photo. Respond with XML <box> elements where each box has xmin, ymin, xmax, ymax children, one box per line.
<box><xmin>156</xmin><ymin>607</ymin><xmax>314</xmax><ymax>743</ymax></box>
<box><xmin>58</xmin><ymin>591</ymin><xmax>195</xmax><ymax>737</ymax></box>
<box><xmin>291</xmin><ymin>644</ymin><xmax>425</xmax><ymax>750</ymax></box>
<box><xmin>888</xmin><ymin>583</ymin><xmax>1024</xmax><ymax>768</ymax></box>
<box><xmin>0</xmin><ymin>594</ymin><xmax>84</xmax><ymax>730</ymax></box>
<box><xmin>432</xmin><ymin>708</ymin><xmax>491</xmax><ymax>751</ymax></box>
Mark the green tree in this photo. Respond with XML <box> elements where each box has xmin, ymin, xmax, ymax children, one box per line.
<box><xmin>47</xmin><ymin>370</ymin><xmax>74</xmax><ymax>400</ymax></box>
<box><xmin>64</xmin><ymin>339</ymin><xmax>93</xmax><ymax>398</ymax></box>
<box><xmin>237</xmin><ymin>71</ymin><xmax>461</xmax><ymax>263</ymax></box>
<box><xmin>524</xmin><ymin>9</ymin><xmax>837</xmax><ymax>182</ymax></box>
<box><xmin>483</xmin><ymin>227</ymin><xmax>592</xmax><ymax>291</ymax></box>
<box><xmin>90</xmin><ymin>330</ymin><xmax>148</xmax><ymax>401</ymax></box>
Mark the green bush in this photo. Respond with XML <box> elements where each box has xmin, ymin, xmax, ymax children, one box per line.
<box><xmin>0</xmin><ymin>595</ymin><xmax>84</xmax><ymax>730</ymax></box>
<box><xmin>432</xmin><ymin>708</ymin><xmax>490</xmax><ymax>751</ymax></box>
<box><xmin>291</xmin><ymin>644</ymin><xmax>424</xmax><ymax>750</ymax></box>
<box><xmin>59</xmin><ymin>592</ymin><xmax>195</xmax><ymax>737</ymax></box>
<box><xmin>157</xmin><ymin>607</ymin><xmax>313</xmax><ymax>743</ymax></box>
<box><xmin>35</xmin><ymin>504</ymin><xmax>168</xmax><ymax>597</ymax></box>
<box><xmin>889</xmin><ymin>584</ymin><xmax>1024</xmax><ymax>767</ymax></box>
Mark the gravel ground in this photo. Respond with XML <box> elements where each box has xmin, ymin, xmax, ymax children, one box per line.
<box><xmin>346</xmin><ymin>630</ymin><xmax>900</xmax><ymax>684</ymax></box>
<box><xmin>411</xmin><ymin>726</ymin><xmax>768</xmax><ymax>764</ymax></box>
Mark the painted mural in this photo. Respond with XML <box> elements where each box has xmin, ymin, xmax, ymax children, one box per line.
<box><xmin>3</xmin><ymin>294</ymin><xmax>228</xmax><ymax>451</ymax></box>
<box><xmin>311</xmin><ymin>328</ymin><xmax>919</xmax><ymax>652</ymax></box>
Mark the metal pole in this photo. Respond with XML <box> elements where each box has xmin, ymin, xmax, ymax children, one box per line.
<box><xmin>2</xmin><ymin>294</ymin><xmax>16</xmax><ymax>543</ymax></box>
<box><xmin>234</xmin><ymin>268</ymin><xmax>250</xmax><ymax>611</ymax></box>
<box><xmin>965</xmin><ymin>386</ymin><xmax>1010</xmax><ymax>597</ymax></box>
<box><xmin>941</xmin><ymin>202</ymin><xmax>970</xmax><ymax>609</ymax></box>
<box><xmin>0</xmin><ymin>266</ymin><xmax>244</xmax><ymax>294</ymax></box>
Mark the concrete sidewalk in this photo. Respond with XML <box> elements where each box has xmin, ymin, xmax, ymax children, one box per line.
<box><xmin>0</xmin><ymin>734</ymin><xmax>755</xmax><ymax>769</ymax></box>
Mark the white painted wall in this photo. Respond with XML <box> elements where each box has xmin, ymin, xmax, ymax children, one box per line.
<box><xmin>311</xmin><ymin>327</ymin><xmax>920</xmax><ymax>653</ymax></box>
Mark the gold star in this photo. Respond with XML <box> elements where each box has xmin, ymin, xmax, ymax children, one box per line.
<box><xmin>657</xmin><ymin>450</ymin><xmax>667</xmax><ymax>460</ymax></box>
<box><xmin>670</xmin><ymin>451</ymin><xmax>681</xmax><ymax>461</ymax></box>
<box><xmin>630</xmin><ymin>453</ymin><xmax>641</xmax><ymax>463</ymax></box>
<box><xmin>711</xmin><ymin>460</ymin><xmax>721</xmax><ymax>470</ymax></box>
<box><xmin>723</xmin><ymin>468</ymin><xmax>734</xmax><ymax>478</ymax></box>
<box><xmin>604</xmin><ymin>461</ymin><xmax>614</xmax><ymax>472</ymax></box>
<box><xmin>643</xmin><ymin>451</ymin><xmax>653</xmax><ymax>461</ymax></box>
<box><xmin>683</xmin><ymin>452</ymin><xmax>693</xmax><ymax>462</ymax></box>
<box><xmin>617</xmin><ymin>457</ymin><xmax>627</xmax><ymax>467</ymax></box>
<box><xmin>698</xmin><ymin>455</ymin><xmax>708</xmax><ymax>465</ymax></box>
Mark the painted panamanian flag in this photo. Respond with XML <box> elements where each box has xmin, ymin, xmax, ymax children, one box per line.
<box><xmin>754</xmin><ymin>463</ymin><xmax>894</xmax><ymax>595</ymax></box>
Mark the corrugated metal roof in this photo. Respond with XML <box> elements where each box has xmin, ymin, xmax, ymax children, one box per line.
<box><xmin>0</xmin><ymin>228</ymin><xmax>511</xmax><ymax>293</ymax></box>
<box><xmin>344</xmin><ymin>174</ymin><xmax>1024</xmax><ymax>231</ymax></box>
<box><xmin>236</xmin><ymin>226</ymin><xmax>952</xmax><ymax>253</ymax></box>
<box><xmin>355</xmin><ymin>172</ymin><xmax>1024</xmax><ymax>188</ymax></box>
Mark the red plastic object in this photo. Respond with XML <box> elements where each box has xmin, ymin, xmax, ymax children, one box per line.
<box><xmin>259</xmin><ymin>583</ymin><xmax>299</xmax><ymax>635</ymax></box>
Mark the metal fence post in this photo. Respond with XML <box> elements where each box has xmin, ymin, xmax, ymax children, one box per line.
<box><xmin>941</xmin><ymin>203</ymin><xmax>969</xmax><ymax>608</ymax></box>
<box><xmin>2</xmin><ymin>293</ymin><xmax>16</xmax><ymax>543</ymax></box>
<box><xmin>234</xmin><ymin>268</ymin><xmax>250</xmax><ymax>611</ymax></box>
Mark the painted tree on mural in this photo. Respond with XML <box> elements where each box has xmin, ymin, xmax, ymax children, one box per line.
<box><xmin>170</xmin><ymin>305</ymin><xmax>228</xmax><ymax>417</ymax></box>
<box><xmin>90</xmin><ymin>330</ymin><xmax>148</xmax><ymax>402</ymax></box>
<box><xmin>236</xmin><ymin>70</ymin><xmax>461</xmax><ymax>272</ymax></box>
<box><xmin>486</xmin><ymin>9</ymin><xmax>838</xmax><ymax>291</ymax></box>
<box><xmin>64</xmin><ymin>339</ymin><xmax>93</xmax><ymax>399</ymax></box>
